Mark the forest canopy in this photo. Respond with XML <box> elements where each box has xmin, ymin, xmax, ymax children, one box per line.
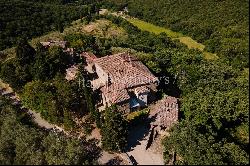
<box><xmin>0</xmin><ymin>0</ymin><xmax>98</xmax><ymax>50</ymax></box>
<box><xmin>0</xmin><ymin>0</ymin><xmax>249</xmax><ymax>164</ymax></box>
<box><xmin>0</xmin><ymin>96</ymin><xmax>100</xmax><ymax>165</ymax></box>
<box><xmin>102</xmin><ymin>0</ymin><xmax>249</xmax><ymax>68</ymax></box>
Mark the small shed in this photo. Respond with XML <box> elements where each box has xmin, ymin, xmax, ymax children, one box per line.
<box><xmin>150</xmin><ymin>96</ymin><xmax>179</xmax><ymax>131</ymax></box>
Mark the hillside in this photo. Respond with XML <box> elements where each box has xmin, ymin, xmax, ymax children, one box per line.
<box><xmin>126</xmin><ymin>17</ymin><xmax>218</xmax><ymax>60</ymax></box>
<box><xmin>103</xmin><ymin>0</ymin><xmax>249</xmax><ymax>68</ymax></box>
<box><xmin>0</xmin><ymin>0</ymin><xmax>97</xmax><ymax>50</ymax></box>
<box><xmin>0</xmin><ymin>1</ymin><xmax>249</xmax><ymax>165</ymax></box>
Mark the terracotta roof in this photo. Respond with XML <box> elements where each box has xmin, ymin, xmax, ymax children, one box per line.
<box><xmin>135</xmin><ymin>86</ymin><xmax>150</xmax><ymax>95</ymax></box>
<box><xmin>100</xmin><ymin>83</ymin><xmax>130</xmax><ymax>103</ymax></box>
<box><xmin>94</xmin><ymin>52</ymin><xmax>158</xmax><ymax>88</ymax></box>
<box><xmin>95</xmin><ymin>52</ymin><xmax>158</xmax><ymax>105</ymax></box>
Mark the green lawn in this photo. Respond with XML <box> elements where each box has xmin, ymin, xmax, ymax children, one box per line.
<box><xmin>127</xmin><ymin>18</ymin><xmax>182</xmax><ymax>38</ymax></box>
<box><xmin>178</xmin><ymin>36</ymin><xmax>205</xmax><ymax>51</ymax></box>
<box><xmin>127</xmin><ymin>17</ymin><xmax>219</xmax><ymax>60</ymax></box>
<box><xmin>203</xmin><ymin>51</ymin><xmax>219</xmax><ymax>60</ymax></box>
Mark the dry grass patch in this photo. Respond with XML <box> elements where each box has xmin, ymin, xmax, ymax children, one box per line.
<box><xmin>0</xmin><ymin>79</ymin><xmax>13</xmax><ymax>91</ymax></box>
<box><xmin>31</xmin><ymin>31</ymin><xmax>64</xmax><ymax>47</ymax></box>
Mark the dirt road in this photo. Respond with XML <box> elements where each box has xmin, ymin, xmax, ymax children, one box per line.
<box><xmin>126</xmin><ymin>122</ymin><xmax>164</xmax><ymax>165</ymax></box>
<box><xmin>0</xmin><ymin>87</ymin><xmax>60</xmax><ymax>130</ymax></box>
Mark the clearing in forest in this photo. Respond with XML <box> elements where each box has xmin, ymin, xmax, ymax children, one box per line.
<box><xmin>127</xmin><ymin>18</ymin><xmax>182</xmax><ymax>38</ymax></box>
<box><xmin>127</xmin><ymin>18</ymin><xmax>218</xmax><ymax>60</ymax></box>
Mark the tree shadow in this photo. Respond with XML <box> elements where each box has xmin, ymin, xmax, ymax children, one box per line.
<box><xmin>126</xmin><ymin>117</ymin><xmax>155</xmax><ymax>151</ymax></box>
<box><xmin>128</xmin><ymin>155</ymin><xmax>138</xmax><ymax>165</ymax></box>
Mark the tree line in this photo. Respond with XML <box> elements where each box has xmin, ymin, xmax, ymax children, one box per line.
<box><xmin>65</xmin><ymin>13</ymin><xmax>248</xmax><ymax>162</ymax></box>
<box><xmin>0</xmin><ymin>40</ymin><xmax>88</xmax><ymax>129</ymax></box>
<box><xmin>102</xmin><ymin>0</ymin><xmax>249</xmax><ymax>69</ymax></box>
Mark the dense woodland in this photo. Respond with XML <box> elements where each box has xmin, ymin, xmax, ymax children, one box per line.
<box><xmin>102</xmin><ymin>0</ymin><xmax>249</xmax><ymax>69</ymax></box>
<box><xmin>0</xmin><ymin>0</ymin><xmax>249</xmax><ymax>165</ymax></box>
<box><xmin>0</xmin><ymin>96</ymin><xmax>100</xmax><ymax>165</ymax></box>
<box><xmin>0</xmin><ymin>0</ymin><xmax>100</xmax><ymax>50</ymax></box>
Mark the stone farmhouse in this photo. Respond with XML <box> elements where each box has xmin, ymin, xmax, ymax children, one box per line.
<box><xmin>40</xmin><ymin>40</ymin><xmax>74</xmax><ymax>55</ymax></box>
<box><xmin>145</xmin><ymin>96</ymin><xmax>179</xmax><ymax>149</ymax></box>
<box><xmin>82</xmin><ymin>52</ymin><xmax>159</xmax><ymax>112</ymax></box>
<box><xmin>150</xmin><ymin>96</ymin><xmax>179</xmax><ymax>131</ymax></box>
<box><xmin>40</xmin><ymin>40</ymin><xmax>67</xmax><ymax>49</ymax></box>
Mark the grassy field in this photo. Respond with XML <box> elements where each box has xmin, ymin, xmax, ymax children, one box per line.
<box><xmin>203</xmin><ymin>52</ymin><xmax>219</xmax><ymax>60</ymax></box>
<box><xmin>127</xmin><ymin>18</ymin><xmax>218</xmax><ymax>60</ymax></box>
<box><xmin>127</xmin><ymin>18</ymin><xmax>182</xmax><ymax>38</ymax></box>
<box><xmin>178</xmin><ymin>36</ymin><xmax>205</xmax><ymax>51</ymax></box>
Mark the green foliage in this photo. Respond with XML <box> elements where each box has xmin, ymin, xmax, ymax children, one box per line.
<box><xmin>162</xmin><ymin>121</ymin><xmax>249</xmax><ymax>165</ymax></box>
<box><xmin>15</xmin><ymin>39</ymin><xmax>36</xmax><ymax>65</ymax></box>
<box><xmin>0</xmin><ymin>42</ymin><xmax>71</xmax><ymax>90</ymax></box>
<box><xmin>100</xmin><ymin>13</ymin><xmax>249</xmax><ymax>164</ymax></box>
<box><xmin>0</xmin><ymin>0</ymin><xmax>97</xmax><ymax>50</ymax></box>
<box><xmin>103</xmin><ymin>0</ymin><xmax>249</xmax><ymax>68</ymax></box>
<box><xmin>102</xmin><ymin>14</ymin><xmax>178</xmax><ymax>54</ymax></box>
<box><xmin>82</xmin><ymin>117</ymin><xmax>95</xmax><ymax>136</ymax></box>
<box><xmin>31</xmin><ymin>45</ymin><xmax>70</xmax><ymax>81</ymax></box>
<box><xmin>0</xmin><ymin>59</ymin><xmax>21</xmax><ymax>90</ymax></box>
<box><xmin>126</xmin><ymin>108</ymin><xmax>149</xmax><ymax>126</ymax></box>
<box><xmin>159</xmin><ymin>49</ymin><xmax>249</xmax><ymax>164</ymax></box>
<box><xmin>64</xmin><ymin>33</ymin><xmax>112</xmax><ymax>56</ymax></box>
<box><xmin>77</xmin><ymin>65</ymin><xmax>101</xmax><ymax>128</ymax></box>
<box><xmin>101</xmin><ymin>105</ymin><xmax>128</xmax><ymax>152</ymax></box>
<box><xmin>1</xmin><ymin>40</ymin><xmax>94</xmax><ymax>130</ymax></box>
<box><xmin>127</xmin><ymin>108</ymin><xmax>149</xmax><ymax>121</ymax></box>
<box><xmin>42</xmin><ymin>133</ymin><xmax>99</xmax><ymax>165</ymax></box>
<box><xmin>0</xmin><ymin>40</ymin><xmax>35</xmax><ymax>91</ymax></box>
<box><xmin>20</xmin><ymin>75</ymin><xmax>84</xmax><ymax>128</ymax></box>
<box><xmin>0</xmin><ymin>96</ymin><xmax>100</xmax><ymax>165</ymax></box>
<box><xmin>0</xmin><ymin>4</ymin><xmax>248</xmax><ymax>164</ymax></box>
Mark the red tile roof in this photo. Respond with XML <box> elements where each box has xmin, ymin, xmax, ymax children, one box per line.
<box><xmin>94</xmin><ymin>52</ymin><xmax>158</xmax><ymax>88</ymax></box>
<box><xmin>96</xmin><ymin>52</ymin><xmax>158</xmax><ymax>104</ymax></box>
<box><xmin>100</xmin><ymin>84</ymin><xmax>130</xmax><ymax>104</ymax></box>
<box><xmin>135</xmin><ymin>86</ymin><xmax>150</xmax><ymax>95</ymax></box>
